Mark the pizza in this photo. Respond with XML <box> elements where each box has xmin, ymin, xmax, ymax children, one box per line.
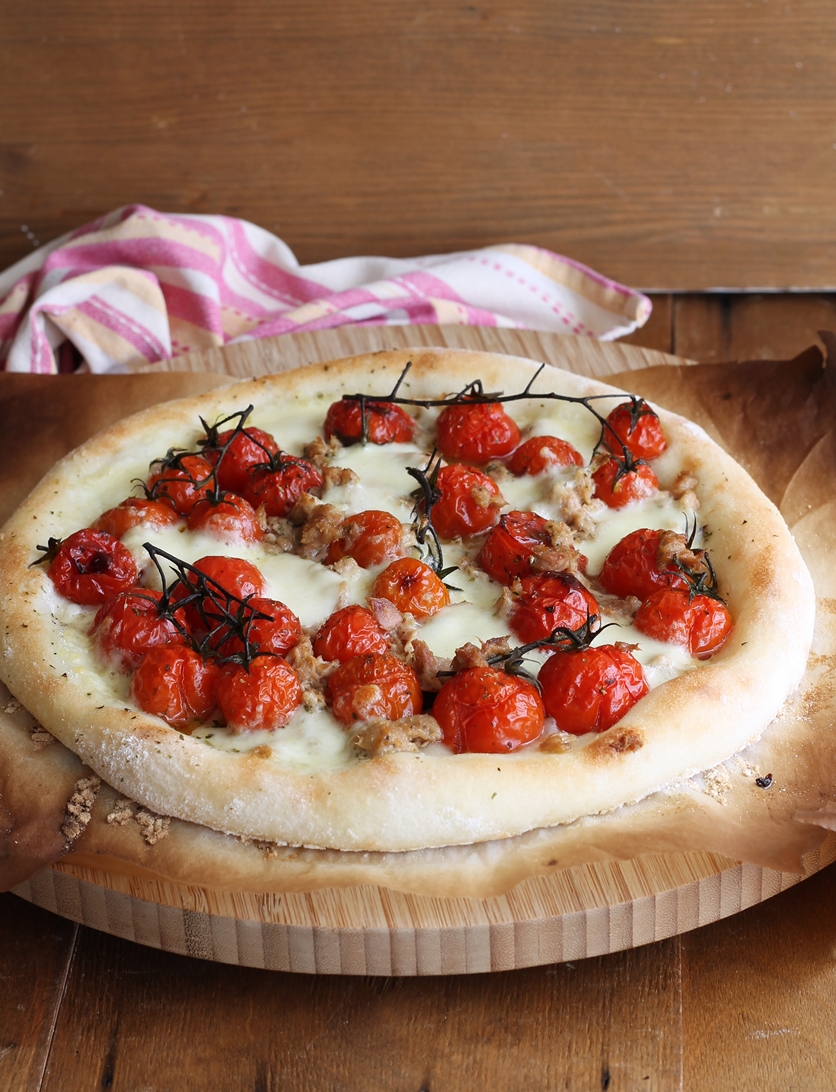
<box><xmin>0</xmin><ymin>348</ymin><xmax>816</xmax><ymax>859</ymax></box>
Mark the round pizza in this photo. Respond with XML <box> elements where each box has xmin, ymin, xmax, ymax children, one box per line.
<box><xmin>0</xmin><ymin>349</ymin><xmax>815</xmax><ymax>854</ymax></box>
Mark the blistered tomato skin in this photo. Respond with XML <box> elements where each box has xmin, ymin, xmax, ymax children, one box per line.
<box><xmin>215</xmin><ymin>657</ymin><xmax>303</xmax><ymax>732</ymax></box>
<box><xmin>507</xmin><ymin>435</ymin><xmax>583</xmax><ymax>476</ymax></box>
<box><xmin>312</xmin><ymin>605</ymin><xmax>390</xmax><ymax>663</ymax></box>
<box><xmin>592</xmin><ymin>456</ymin><xmax>658</xmax><ymax>509</ymax></box>
<box><xmin>605</xmin><ymin>400</ymin><xmax>667</xmax><ymax>461</ymax></box>
<box><xmin>186</xmin><ymin>492</ymin><xmax>264</xmax><ymax>544</ymax></box>
<box><xmin>538</xmin><ymin>645</ymin><xmax>649</xmax><ymax>734</ymax></box>
<box><xmin>326</xmin><ymin>510</ymin><xmax>404</xmax><ymax>569</ymax></box>
<box><xmin>599</xmin><ymin>528</ymin><xmax>689</xmax><ymax>601</ymax></box>
<box><xmin>479</xmin><ymin>510</ymin><xmax>565</xmax><ymax>586</ymax></box>
<box><xmin>204</xmin><ymin>426</ymin><xmax>280</xmax><ymax>494</ymax></box>
<box><xmin>48</xmin><ymin>529</ymin><xmax>139</xmax><ymax>606</ymax></box>
<box><xmin>510</xmin><ymin>572</ymin><xmax>600</xmax><ymax>644</ymax></box>
<box><xmin>90</xmin><ymin>589</ymin><xmax>188</xmax><ymax>670</ymax></box>
<box><xmin>432</xmin><ymin>464</ymin><xmax>503</xmax><ymax>540</ymax></box>
<box><xmin>436</xmin><ymin>401</ymin><xmax>521</xmax><ymax>463</ymax></box>
<box><xmin>323</xmin><ymin>399</ymin><xmax>416</xmax><ymax>446</ymax></box>
<box><xmin>130</xmin><ymin>645</ymin><xmax>219</xmax><ymax>729</ymax></box>
<box><xmin>433</xmin><ymin>667</ymin><xmax>545</xmax><ymax>753</ymax></box>
<box><xmin>634</xmin><ymin>587</ymin><xmax>733</xmax><ymax>658</ymax></box>
<box><xmin>173</xmin><ymin>555</ymin><xmax>267</xmax><ymax>636</ymax></box>
<box><xmin>213</xmin><ymin>596</ymin><xmax>302</xmax><ymax>660</ymax></box>
<box><xmin>371</xmin><ymin>558</ymin><xmax>450</xmax><ymax>620</ymax></box>
<box><xmin>147</xmin><ymin>454</ymin><xmax>216</xmax><ymax>516</ymax></box>
<box><xmin>94</xmin><ymin>498</ymin><xmax>181</xmax><ymax>539</ymax></box>
<box><xmin>244</xmin><ymin>456</ymin><xmax>323</xmax><ymax>518</ymax></box>
<box><xmin>326</xmin><ymin>653</ymin><xmax>422</xmax><ymax>725</ymax></box>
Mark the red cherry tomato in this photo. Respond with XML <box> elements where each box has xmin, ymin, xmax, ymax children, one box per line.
<box><xmin>130</xmin><ymin>645</ymin><xmax>219</xmax><ymax>729</ymax></box>
<box><xmin>479</xmin><ymin>510</ymin><xmax>565</xmax><ymax>586</ymax></box>
<box><xmin>592</xmin><ymin>456</ymin><xmax>658</xmax><ymax>508</ymax></box>
<box><xmin>147</xmin><ymin>453</ymin><xmax>215</xmax><ymax>516</ymax></box>
<box><xmin>213</xmin><ymin>596</ymin><xmax>302</xmax><ymax>660</ymax></box>
<box><xmin>312</xmin><ymin>605</ymin><xmax>390</xmax><ymax>663</ymax></box>
<box><xmin>173</xmin><ymin>555</ymin><xmax>267</xmax><ymax>636</ymax></box>
<box><xmin>204</xmin><ymin>426</ymin><xmax>280</xmax><ymax>494</ymax></box>
<box><xmin>325</xmin><ymin>510</ymin><xmax>404</xmax><ymax>569</ymax></box>
<box><xmin>605</xmin><ymin>400</ymin><xmax>667</xmax><ymax>460</ymax></box>
<box><xmin>371</xmin><ymin>558</ymin><xmax>450</xmax><ymax>620</ymax></box>
<box><xmin>186</xmin><ymin>492</ymin><xmax>263</xmax><ymax>544</ymax></box>
<box><xmin>244</xmin><ymin>455</ymin><xmax>323</xmax><ymax>517</ymax></box>
<box><xmin>507</xmin><ymin>435</ymin><xmax>583</xmax><ymax>476</ymax></box>
<box><xmin>324</xmin><ymin>399</ymin><xmax>416</xmax><ymax>445</ymax></box>
<box><xmin>634</xmin><ymin>587</ymin><xmax>733</xmax><ymax>658</ymax></box>
<box><xmin>326</xmin><ymin>653</ymin><xmax>422</xmax><ymax>725</ymax></box>
<box><xmin>436</xmin><ymin>400</ymin><xmax>521</xmax><ymax>463</ymax></box>
<box><xmin>90</xmin><ymin>588</ymin><xmax>188</xmax><ymax>670</ymax></box>
<box><xmin>599</xmin><ymin>528</ymin><xmax>692</xmax><ymax>601</ymax></box>
<box><xmin>433</xmin><ymin>666</ymin><xmax>544</xmax><ymax>753</ymax></box>
<box><xmin>538</xmin><ymin>644</ymin><xmax>649</xmax><ymax>734</ymax></box>
<box><xmin>215</xmin><ymin>657</ymin><xmax>303</xmax><ymax>732</ymax></box>
<box><xmin>510</xmin><ymin>572</ymin><xmax>600</xmax><ymax>644</ymax></box>
<box><xmin>48</xmin><ymin>529</ymin><xmax>139</xmax><ymax>606</ymax></box>
<box><xmin>94</xmin><ymin>498</ymin><xmax>181</xmax><ymax>539</ymax></box>
<box><xmin>432</xmin><ymin>464</ymin><xmax>503</xmax><ymax>539</ymax></box>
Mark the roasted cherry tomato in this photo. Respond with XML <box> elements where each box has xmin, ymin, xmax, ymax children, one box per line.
<box><xmin>325</xmin><ymin>510</ymin><xmax>404</xmax><ymax>569</ymax></box>
<box><xmin>538</xmin><ymin>644</ymin><xmax>649</xmax><ymax>734</ymax></box>
<box><xmin>506</xmin><ymin>435</ymin><xmax>583</xmax><ymax>476</ymax></box>
<box><xmin>130</xmin><ymin>645</ymin><xmax>219</xmax><ymax>729</ymax></box>
<box><xmin>433</xmin><ymin>666</ymin><xmax>544</xmax><ymax>753</ymax></box>
<box><xmin>147</xmin><ymin>453</ymin><xmax>216</xmax><ymax>516</ymax></box>
<box><xmin>48</xmin><ymin>529</ymin><xmax>139</xmax><ymax>606</ymax></box>
<box><xmin>312</xmin><ymin>605</ymin><xmax>390</xmax><ymax>663</ymax></box>
<box><xmin>90</xmin><ymin>588</ymin><xmax>188</xmax><ymax>670</ymax></box>
<box><xmin>204</xmin><ymin>426</ymin><xmax>280</xmax><ymax>494</ymax></box>
<box><xmin>436</xmin><ymin>400</ymin><xmax>521</xmax><ymax>463</ymax></box>
<box><xmin>605</xmin><ymin>399</ymin><xmax>667</xmax><ymax>461</ymax></box>
<box><xmin>94</xmin><ymin>497</ymin><xmax>181</xmax><ymax>539</ymax></box>
<box><xmin>326</xmin><ymin>653</ymin><xmax>422</xmax><ymax>725</ymax></box>
<box><xmin>213</xmin><ymin>596</ymin><xmax>302</xmax><ymax>660</ymax></box>
<box><xmin>592</xmin><ymin>455</ymin><xmax>658</xmax><ymax>509</ymax></box>
<box><xmin>371</xmin><ymin>557</ymin><xmax>450</xmax><ymax>620</ymax></box>
<box><xmin>323</xmin><ymin>398</ymin><xmax>416</xmax><ymax>445</ymax></box>
<box><xmin>173</xmin><ymin>555</ymin><xmax>267</xmax><ymax>636</ymax></box>
<box><xmin>244</xmin><ymin>454</ymin><xmax>323</xmax><ymax>517</ymax></box>
<box><xmin>186</xmin><ymin>492</ymin><xmax>263</xmax><ymax>544</ymax></box>
<box><xmin>634</xmin><ymin>587</ymin><xmax>733</xmax><ymax>658</ymax></box>
<box><xmin>479</xmin><ymin>510</ymin><xmax>576</xmax><ymax>586</ymax></box>
<box><xmin>598</xmin><ymin>528</ymin><xmax>699</xmax><ymax>601</ymax></box>
<box><xmin>510</xmin><ymin>572</ymin><xmax>600</xmax><ymax>644</ymax></box>
<box><xmin>432</xmin><ymin>463</ymin><xmax>503</xmax><ymax>539</ymax></box>
<box><xmin>215</xmin><ymin>656</ymin><xmax>303</xmax><ymax>732</ymax></box>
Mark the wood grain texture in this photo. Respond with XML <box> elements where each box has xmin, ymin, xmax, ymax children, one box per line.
<box><xmin>3</xmin><ymin>3</ymin><xmax>836</xmax><ymax>289</ymax></box>
<box><xmin>37</xmin><ymin>925</ymin><xmax>682</xmax><ymax>1092</ymax></box>
<box><xmin>0</xmin><ymin>894</ymin><xmax>77</xmax><ymax>1092</ymax></box>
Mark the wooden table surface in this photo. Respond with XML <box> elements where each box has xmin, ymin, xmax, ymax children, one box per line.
<box><xmin>4</xmin><ymin>3</ymin><xmax>836</xmax><ymax>1088</ymax></box>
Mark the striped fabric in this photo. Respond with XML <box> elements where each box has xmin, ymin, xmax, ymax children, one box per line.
<box><xmin>0</xmin><ymin>205</ymin><xmax>651</xmax><ymax>374</ymax></box>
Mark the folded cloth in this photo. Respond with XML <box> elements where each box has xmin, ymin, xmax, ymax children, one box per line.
<box><xmin>0</xmin><ymin>205</ymin><xmax>651</xmax><ymax>375</ymax></box>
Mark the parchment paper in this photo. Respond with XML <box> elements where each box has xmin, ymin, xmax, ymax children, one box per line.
<box><xmin>1</xmin><ymin>346</ymin><xmax>834</xmax><ymax>898</ymax></box>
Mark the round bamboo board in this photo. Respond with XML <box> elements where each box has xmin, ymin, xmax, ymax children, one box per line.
<box><xmin>13</xmin><ymin>840</ymin><xmax>836</xmax><ymax>975</ymax></box>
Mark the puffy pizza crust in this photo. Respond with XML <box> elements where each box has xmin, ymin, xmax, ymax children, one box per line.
<box><xmin>0</xmin><ymin>350</ymin><xmax>816</xmax><ymax>852</ymax></box>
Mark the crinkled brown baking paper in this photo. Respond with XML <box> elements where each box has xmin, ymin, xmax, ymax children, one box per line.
<box><xmin>1</xmin><ymin>344</ymin><xmax>835</xmax><ymax>899</ymax></box>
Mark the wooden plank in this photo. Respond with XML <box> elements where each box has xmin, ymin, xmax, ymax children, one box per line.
<box><xmin>682</xmin><ymin>864</ymin><xmax>836</xmax><ymax>1090</ymax></box>
<box><xmin>2</xmin><ymin>3</ymin><xmax>836</xmax><ymax>289</ymax></box>
<box><xmin>619</xmin><ymin>294</ymin><xmax>673</xmax><ymax>353</ymax></box>
<box><xmin>40</xmin><ymin>927</ymin><xmax>681</xmax><ymax>1091</ymax></box>
<box><xmin>0</xmin><ymin>893</ymin><xmax>77</xmax><ymax>1092</ymax></box>
<box><xmin>673</xmin><ymin>294</ymin><xmax>836</xmax><ymax>362</ymax></box>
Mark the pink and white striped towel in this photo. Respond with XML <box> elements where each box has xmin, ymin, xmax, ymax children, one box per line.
<box><xmin>0</xmin><ymin>205</ymin><xmax>651</xmax><ymax>375</ymax></box>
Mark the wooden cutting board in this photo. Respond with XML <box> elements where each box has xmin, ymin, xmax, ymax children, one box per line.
<box><xmin>11</xmin><ymin>324</ymin><xmax>834</xmax><ymax>975</ymax></box>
